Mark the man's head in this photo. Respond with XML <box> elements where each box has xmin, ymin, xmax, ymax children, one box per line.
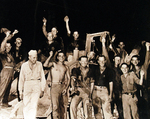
<box><xmin>47</xmin><ymin>32</ymin><xmax>53</xmax><ymax>42</ymax></box>
<box><xmin>131</xmin><ymin>55</ymin><xmax>140</xmax><ymax>66</ymax></box>
<box><xmin>97</xmin><ymin>55</ymin><xmax>106</xmax><ymax>67</ymax></box>
<box><xmin>57</xmin><ymin>51</ymin><xmax>65</xmax><ymax>62</ymax></box>
<box><xmin>87</xmin><ymin>51</ymin><xmax>95</xmax><ymax>60</ymax></box>
<box><xmin>113</xmin><ymin>55</ymin><xmax>121</xmax><ymax>66</ymax></box>
<box><xmin>118</xmin><ymin>42</ymin><xmax>125</xmax><ymax>49</ymax></box>
<box><xmin>15</xmin><ymin>38</ymin><xmax>22</xmax><ymax>48</ymax></box>
<box><xmin>73</xmin><ymin>31</ymin><xmax>79</xmax><ymax>40</ymax></box>
<box><xmin>5</xmin><ymin>43</ymin><xmax>12</xmax><ymax>53</ymax></box>
<box><xmin>79</xmin><ymin>56</ymin><xmax>88</xmax><ymax>68</ymax></box>
<box><xmin>51</xmin><ymin>27</ymin><xmax>58</xmax><ymax>37</ymax></box>
<box><xmin>120</xmin><ymin>63</ymin><xmax>129</xmax><ymax>74</ymax></box>
<box><xmin>28</xmin><ymin>50</ymin><xmax>37</xmax><ymax>64</ymax></box>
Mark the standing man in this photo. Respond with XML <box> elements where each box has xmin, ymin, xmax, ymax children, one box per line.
<box><xmin>70</xmin><ymin>56</ymin><xmax>95</xmax><ymax>119</ymax></box>
<box><xmin>120</xmin><ymin>63</ymin><xmax>144</xmax><ymax>119</ymax></box>
<box><xmin>12</xmin><ymin>37</ymin><xmax>27</xmax><ymax>101</ymax></box>
<box><xmin>43</xmin><ymin>51</ymin><xmax>70</xmax><ymax>119</ymax></box>
<box><xmin>0</xmin><ymin>29</ymin><xmax>18</xmax><ymax>107</ymax></box>
<box><xmin>42</xmin><ymin>17</ymin><xmax>64</xmax><ymax>52</ymax></box>
<box><xmin>64</xmin><ymin>16</ymin><xmax>85</xmax><ymax>53</ymax></box>
<box><xmin>92</xmin><ymin>55</ymin><xmax>114</xmax><ymax>119</ymax></box>
<box><xmin>18</xmin><ymin>50</ymin><xmax>46</xmax><ymax>119</ymax></box>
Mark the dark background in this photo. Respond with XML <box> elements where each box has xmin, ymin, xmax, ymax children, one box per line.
<box><xmin>0</xmin><ymin>0</ymin><xmax>150</xmax><ymax>53</ymax></box>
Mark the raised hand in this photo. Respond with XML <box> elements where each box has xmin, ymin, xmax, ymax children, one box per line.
<box><xmin>43</xmin><ymin>17</ymin><xmax>47</xmax><ymax>23</ymax></box>
<box><xmin>49</xmin><ymin>51</ymin><xmax>53</xmax><ymax>57</ymax></box>
<box><xmin>112</xmin><ymin>34</ymin><xmax>116</xmax><ymax>42</ymax></box>
<box><xmin>13</xmin><ymin>29</ymin><xmax>19</xmax><ymax>35</ymax></box>
<box><xmin>64</xmin><ymin>16</ymin><xmax>69</xmax><ymax>22</ymax></box>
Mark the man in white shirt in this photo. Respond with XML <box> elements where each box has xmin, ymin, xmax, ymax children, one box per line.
<box><xmin>18</xmin><ymin>50</ymin><xmax>46</xmax><ymax>119</ymax></box>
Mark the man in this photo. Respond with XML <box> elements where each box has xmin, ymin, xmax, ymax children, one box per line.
<box><xmin>12</xmin><ymin>37</ymin><xmax>27</xmax><ymax>101</ymax></box>
<box><xmin>0</xmin><ymin>29</ymin><xmax>18</xmax><ymax>107</ymax></box>
<box><xmin>120</xmin><ymin>63</ymin><xmax>144</xmax><ymax>119</ymax></box>
<box><xmin>130</xmin><ymin>42</ymin><xmax>150</xmax><ymax>119</ymax></box>
<box><xmin>42</xmin><ymin>17</ymin><xmax>64</xmax><ymax>52</ymax></box>
<box><xmin>70</xmin><ymin>56</ymin><xmax>94</xmax><ymax>119</ymax></box>
<box><xmin>38</xmin><ymin>31</ymin><xmax>59</xmax><ymax>63</ymax></box>
<box><xmin>111</xmin><ymin>55</ymin><xmax>123</xmax><ymax>119</ymax></box>
<box><xmin>18</xmin><ymin>50</ymin><xmax>46</xmax><ymax>119</ymax></box>
<box><xmin>64</xmin><ymin>16</ymin><xmax>85</xmax><ymax>53</ymax></box>
<box><xmin>92</xmin><ymin>55</ymin><xmax>114</xmax><ymax>119</ymax></box>
<box><xmin>43</xmin><ymin>51</ymin><xmax>70</xmax><ymax>119</ymax></box>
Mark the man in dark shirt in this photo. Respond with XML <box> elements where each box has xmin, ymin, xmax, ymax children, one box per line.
<box><xmin>42</xmin><ymin>17</ymin><xmax>64</xmax><ymax>52</ymax></box>
<box><xmin>70</xmin><ymin>56</ymin><xmax>94</xmax><ymax>119</ymax></box>
<box><xmin>64</xmin><ymin>16</ymin><xmax>85</xmax><ymax>53</ymax></box>
<box><xmin>92</xmin><ymin>55</ymin><xmax>113</xmax><ymax>119</ymax></box>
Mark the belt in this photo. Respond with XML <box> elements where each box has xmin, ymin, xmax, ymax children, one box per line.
<box><xmin>26</xmin><ymin>79</ymin><xmax>40</xmax><ymax>81</ymax></box>
<box><xmin>94</xmin><ymin>86</ymin><xmax>106</xmax><ymax>91</ymax></box>
<box><xmin>52</xmin><ymin>82</ymin><xmax>64</xmax><ymax>84</ymax></box>
<box><xmin>123</xmin><ymin>92</ymin><xmax>135</xmax><ymax>95</ymax></box>
<box><xmin>75</xmin><ymin>86</ymin><xmax>84</xmax><ymax>88</ymax></box>
<box><xmin>4</xmin><ymin>66</ymin><xmax>13</xmax><ymax>68</ymax></box>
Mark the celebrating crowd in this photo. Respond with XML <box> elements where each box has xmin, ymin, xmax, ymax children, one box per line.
<box><xmin>0</xmin><ymin>16</ymin><xmax>150</xmax><ymax>119</ymax></box>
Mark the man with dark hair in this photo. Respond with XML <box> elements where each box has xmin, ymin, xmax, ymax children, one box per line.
<box><xmin>130</xmin><ymin>42</ymin><xmax>150</xmax><ymax>119</ymax></box>
<box><xmin>70</xmin><ymin>56</ymin><xmax>94</xmax><ymax>119</ymax></box>
<box><xmin>92</xmin><ymin>55</ymin><xmax>114</xmax><ymax>119</ymax></box>
<box><xmin>111</xmin><ymin>55</ymin><xmax>123</xmax><ymax>119</ymax></box>
<box><xmin>44</xmin><ymin>51</ymin><xmax>70</xmax><ymax>119</ymax></box>
<box><xmin>0</xmin><ymin>29</ymin><xmax>18</xmax><ymax>107</ymax></box>
<box><xmin>120</xmin><ymin>63</ymin><xmax>144</xmax><ymax>119</ymax></box>
<box><xmin>42</xmin><ymin>17</ymin><xmax>64</xmax><ymax>52</ymax></box>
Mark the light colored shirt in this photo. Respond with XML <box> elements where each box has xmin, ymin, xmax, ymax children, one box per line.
<box><xmin>121</xmin><ymin>71</ymin><xmax>140</xmax><ymax>93</ymax></box>
<box><xmin>19</xmin><ymin>61</ymin><xmax>46</xmax><ymax>94</ymax></box>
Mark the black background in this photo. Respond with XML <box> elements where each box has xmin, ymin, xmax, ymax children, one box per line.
<box><xmin>0</xmin><ymin>0</ymin><xmax>150</xmax><ymax>53</ymax></box>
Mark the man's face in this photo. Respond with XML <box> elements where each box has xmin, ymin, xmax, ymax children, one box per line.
<box><xmin>57</xmin><ymin>53</ymin><xmax>65</xmax><ymax>62</ymax></box>
<box><xmin>119</xmin><ymin>42</ymin><xmax>124</xmax><ymax>49</ymax></box>
<box><xmin>79</xmin><ymin>57</ymin><xmax>88</xmax><ymax>68</ymax></box>
<box><xmin>121</xmin><ymin>64</ymin><xmax>129</xmax><ymax>74</ymax></box>
<box><xmin>15</xmin><ymin>39</ymin><xmax>22</xmax><ymax>47</ymax></box>
<box><xmin>131</xmin><ymin>57</ymin><xmax>139</xmax><ymax>66</ymax></box>
<box><xmin>5</xmin><ymin>43</ymin><xmax>12</xmax><ymax>53</ymax></box>
<box><xmin>114</xmin><ymin>56</ymin><xmax>121</xmax><ymax>66</ymax></box>
<box><xmin>98</xmin><ymin>57</ymin><xmax>106</xmax><ymax>67</ymax></box>
<box><xmin>29</xmin><ymin>54</ymin><xmax>37</xmax><ymax>64</ymax></box>
<box><xmin>51</xmin><ymin>27</ymin><xmax>58</xmax><ymax>36</ymax></box>
<box><xmin>47</xmin><ymin>32</ymin><xmax>53</xmax><ymax>42</ymax></box>
<box><xmin>73</xmin><ymin>31</ymin><xmax>79</xmax><ymax>40</ymax></box>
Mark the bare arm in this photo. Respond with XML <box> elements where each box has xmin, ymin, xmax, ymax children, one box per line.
<box><xmin>43</xmin><ymin>51</ymin><xmax>53</xmax><ymax>67</ymax></box>
<box><xmin>42</xmin><ymin>17</ymin><xmax>48</xmax><ymax>37</ymax></box>
<box><xmin>142</xmin><ymin>42</ymin><xmax>150</xmax><ymax>71</ymax></box>
<box><xmin>101</xmin><ymin>36</ymin><xmax>112</xmax><ymax>67</ymax></box>
<box><xmin>64</xmin><ymin>16</ymin><xmax>71</xmax><ymax>36</ymax></box>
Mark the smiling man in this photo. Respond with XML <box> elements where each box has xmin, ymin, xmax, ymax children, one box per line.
<box><xmin>18</xmin><ymin>50</ymin><xmax>46</xmax><ymax>119</ymax></box>
<box><xmin>43</xmin><ymin>51</ymin><xmax>70</xmax><ymax>119</ymax></box>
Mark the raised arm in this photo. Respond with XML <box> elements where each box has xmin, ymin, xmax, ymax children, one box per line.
<box><xmin>142</xmin><ymin>42</ymin><xmax>150</xmax><ymax>71</ymax></box>
<box><xmin>42</xmin><ymin>17</ymin><xmax>48</xmax><ymax>37</ymax></box>
<box><xmin>43</xmin><ymin>51</ymin><xmax>53</xmax><ymax>67</ymax></box>
<box><xmin>101</xmin><ymin>35</ymin><xmax>112</xmax><ymax>67</ymax></box>
<box><xmin>64</xmin><ymin>16</ymin><xmax>71</xmax><ymax>36</ymax></box>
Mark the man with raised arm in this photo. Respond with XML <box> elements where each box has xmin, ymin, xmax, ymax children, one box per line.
<box><xmin>0</xmin><ymin>29</ymin><xmax>18</xmax><ymax>107</ymax></box>
<box><xmin>43</xmin><ymin>51</ymin><xmax>70</xmax><ymax>119</ymax></box>
<box><xmin>64</xmin><ymin>16</ymin><xmax>85</xmax><ymax>53</ymax></box>
<box><xmin>18</xmin><ymin>50</ymin><xmax>46</xmax><ymax>119</ymax></box>
<box><xmin>120</xmin><ymin>63</ymin><xmax>144</xmax><ymax>119</ymax></box>
<box><xmin>42</xmin><ymin>17</ymin><xmax>64</xmax><ymax>52</ymax></box>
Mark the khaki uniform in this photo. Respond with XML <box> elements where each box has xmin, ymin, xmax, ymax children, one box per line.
<box><xmin>19</xmin><ymin>61</ymin><xmax>46</xmax><ymax>119</ymax></box>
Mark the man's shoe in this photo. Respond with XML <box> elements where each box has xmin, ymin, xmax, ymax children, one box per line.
<box><xmin>2</xmin><ymin>103</ymin><xmax>12</xmax><ymax>107</ymax></box>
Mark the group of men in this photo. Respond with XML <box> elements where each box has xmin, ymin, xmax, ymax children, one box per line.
<box><xmin>0</xmin><ymin>15</ymin><xmax>150</xmax><ymax>119</ymax></box>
